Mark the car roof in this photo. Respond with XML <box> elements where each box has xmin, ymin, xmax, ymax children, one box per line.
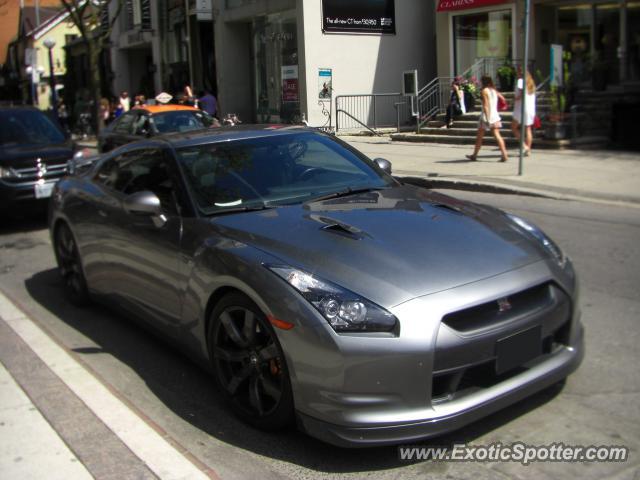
<box><xmin>134</xmin><ymin>104</ymin><xmax>199</xmax><ymax>114</ymax></box>
<box><xmin>157</xmin><ymin>125</ymin><xmax>320</xmax><ymax>148</ymax></box>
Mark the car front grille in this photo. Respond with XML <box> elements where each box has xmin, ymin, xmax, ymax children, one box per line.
<box><xmin>431</xmin><ymin>282</ymin><xmax>573</xmax><ymax>403</ymax></box>
<box><xmin>442</xmin><ymin>283</ymin><xmax>552</xmax><ymax>333</ymax></box>
<box><xmin>3</xmin><ymin>159</ymin><xmax>68</xmax><ymax>184</ymax></box>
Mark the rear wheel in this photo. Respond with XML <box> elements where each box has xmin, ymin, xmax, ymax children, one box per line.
<box><xmin>54</xmin><ymin>223</ymin><xmax>90</xmax><ymax>306</ymax></box>
<box><xmin>208</xmin><ymin>292</ymin><xmax>294</xmax><ymax>430</ymax></box>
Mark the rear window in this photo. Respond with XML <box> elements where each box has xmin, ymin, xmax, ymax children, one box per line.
<box><xmin>0</xmin><ymin>109</ymin><xmax>65</xmax><ymax>146</ymax></box>
<box><xmin>153</xmin><ymin>110</ymin><xmax>214</xmax><ymax>134</ymax></box>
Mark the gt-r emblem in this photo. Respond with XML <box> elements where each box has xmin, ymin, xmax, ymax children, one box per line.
<box><xmin>497</xmin><ymin>297</ymin><xmax>512</xmax><ymax>313</ymax></box>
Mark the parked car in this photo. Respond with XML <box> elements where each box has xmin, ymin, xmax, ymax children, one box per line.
<box><xmin>49</xmin><ymin>126</ymin><xmax>584</xmax><ymax>447</ymax></box>
<box><xmin>0</xmin><ymin>107</ymin><xmax>88</xmax><ymax>213</ymax></box>
<box><xmin>97</xmin><ymin>104</ymin><xmax>218</xmax><ymax>153</ymax></box>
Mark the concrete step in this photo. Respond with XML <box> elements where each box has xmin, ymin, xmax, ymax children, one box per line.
<box><xmin>393</xmin><ymin>133</ymin><xmax>521</xmax><ymax>147</ymax></box>
<box><xmin>421</xmin><ymin>127</ymin><xmax>516</xmax><ymax>138</ymax></box>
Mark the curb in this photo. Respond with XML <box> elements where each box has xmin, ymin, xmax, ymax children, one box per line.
<box><xmin>395</xmin><ymin>173</ymin><xmax>640</xmax><ymax>208</ymax></box>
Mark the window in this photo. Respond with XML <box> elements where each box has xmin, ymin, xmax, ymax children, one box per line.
<box><xmin>453</xmin><ymin>10</ymin><xmax>512</xmax><ymax>75</ymax></box>
<box><xmin>94</xmin><ymin>149</ymin><xmax>179</xmax><ymax>214</ymax></box>
<box><xmin>176</xmin><ymin>132</ymin><xmax>392</xmax><ymax>214</ymax></box>
<box><xmin>113</xmin><ymin>112</ymin><xmax>137</xmax><ymax>134</ymax></box>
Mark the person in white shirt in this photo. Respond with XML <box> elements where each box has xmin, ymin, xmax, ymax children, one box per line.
<box><xmin>466</xmin><ymin>76</ymin><xmax>509</xmax><ymax>162</ymax></box>
<box><xmin>512</xmin><ymin>70</ymin><xmax>536</xmax><ymax>156</ymax></box>
<box><xmin>119</xmin><ymin>91</ymin><xmax>130</xmax><ymax>112</ymax></box>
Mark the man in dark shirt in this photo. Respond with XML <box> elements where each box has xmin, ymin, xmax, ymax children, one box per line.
<box><xmin>199</xmin><ymin>90</ymin><xmax>217</xmax><ymax>117</ymax></box>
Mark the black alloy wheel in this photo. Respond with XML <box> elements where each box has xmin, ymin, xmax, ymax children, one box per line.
<box><xmin>54</xmin><ymin>223</ymin><xmax>90</xmax><ymax>306</ymax></box>
<box><xmin>209</xmin><ymin>293</ymin><xmax>293</xmax><ymax>430</ymax></box>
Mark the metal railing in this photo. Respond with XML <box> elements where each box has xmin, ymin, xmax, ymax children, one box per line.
<box><xmin>415</xmin><ymin>76</ymin><xmax>454</xmax><ymax>131</ymax></box>
<box><xmin>335</xmin><ymin>93</ymin><xmax>412</xmax><ymax>133</ymax></box>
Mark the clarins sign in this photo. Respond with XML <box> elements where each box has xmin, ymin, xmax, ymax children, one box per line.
<box><xmin>437</xmin><ymin>0</ymin><xmax>510</xmax><ymax>12</ymax></box>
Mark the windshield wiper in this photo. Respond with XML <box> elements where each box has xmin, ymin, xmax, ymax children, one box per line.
<box><xmin>304</xmin><ymin>186</ymin><xmax>387</xmax><ymax>204</ymax></box>
<box><xmin>208</xmin><ymin>203</ymin><xmax>273</xmax><ymax>216</ymax></box>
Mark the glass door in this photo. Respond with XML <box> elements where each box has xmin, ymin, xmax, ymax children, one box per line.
<box><xmin>253</xmin><ymin>11</ymin><xmax>299</xmax><ymax>123</ymax></box>
<box><xmin>594</xmin><ymin>3</ymin><xmax>620</xmax><ymax>85</ymax></box>
<box><xmin>627</xmin><ymin>2</ymin><xmax>640</xmax><ymax>81</ymax></box>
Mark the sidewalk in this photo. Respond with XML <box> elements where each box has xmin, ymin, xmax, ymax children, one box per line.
<box><xmin>0</xmin><ymin>291</ymin><xmax>214</xmax><ymax>480</ymax></box>
<box><xmin>340</xmin><ymin>136</ymin><xmax>640</xmax><ymax>207</ymax></box>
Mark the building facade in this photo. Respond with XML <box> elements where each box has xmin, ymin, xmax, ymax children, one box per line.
<box><xmin>213</xmin><ymin>0</ymin><xmax>437</xmax><ymax>127</ymax></box>
<box><xmin>435</xmin><ymin>0</ymin><xmax>640</xmax><ymax>88</ymax></box>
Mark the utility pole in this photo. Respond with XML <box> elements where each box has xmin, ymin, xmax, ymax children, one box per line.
<box><xmin>518</xmin><ymin>0</ymin><xmax>531</xmax><ymax>176</ymax></box>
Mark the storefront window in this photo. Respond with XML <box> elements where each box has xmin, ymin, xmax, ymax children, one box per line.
<box><xmin>558</xmin><ymin>4</ymin><xmax>592</xmax><ymax>84</ymax></box>
<box><xmin>595</xmin><ymin>3</ymin><xmax>620</xmax><ymax>84</ymax></box>
<box><xmin>453</xmin><ymin>10</ymin><xmax>512</xmax><ymax>75</ymax></box>
<box><xmin>253</xmin><ymin>12</ymin><xmax>300</xmax><ymax>123</ymax></box>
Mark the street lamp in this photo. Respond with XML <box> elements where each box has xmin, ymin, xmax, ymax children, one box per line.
<box><xmin>43</xmin><ymin>37</ymin><xmax>58</xmax><ymax>118</ymax></box>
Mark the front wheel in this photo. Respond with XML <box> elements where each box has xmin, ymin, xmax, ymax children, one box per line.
<box><xmin>208</xmin><ymin>293</ymin><xmax>294</xmax><ymax>430</ymax></box>
<box><xmin>53</xmin><ymin>223</ymin><xmax>90</xmax><ymax>306</ymax></box>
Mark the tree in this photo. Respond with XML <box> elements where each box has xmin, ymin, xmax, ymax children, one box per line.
<box><xmin>60</xmin><ymin>0</ymin><xmax>125</xmax><ymax>133</ymax></box>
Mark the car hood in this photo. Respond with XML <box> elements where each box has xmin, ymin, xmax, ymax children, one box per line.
<box><xmin>211</xmin><ymin>185</ymin><xmax>548</xmax><ymax>307</ymax></box>
<box><xmin>0</xmin><ymin>140</ymin><xmax>74</xmax><ymax>169</ymax></box>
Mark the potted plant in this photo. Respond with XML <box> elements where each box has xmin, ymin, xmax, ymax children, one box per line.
<box><xmin>497</xmin><ymin>63</ymin><xmax>516</xmax><ymax>91</ymax></box>
<box><xmin>459</xmin><ymin>75</ymin><xmax>478</xmax><ymax>112</ymax></box>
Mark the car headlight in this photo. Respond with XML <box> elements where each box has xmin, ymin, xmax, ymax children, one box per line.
<box><xmin>73</xmin><ymin>148</ymin><xmax>91</xmax><ymax>160</ymax></box>
<box><xmin>0</xmin><ymin>166</ymin><xmax>19</xmax><ymax>179</ymax></box>
<box><xmin>268</xmin><ymin>266</ymin><xmax>398</xmax><ymax>333</ymax></box>
<box><xmin>507</xmin><ymin>213</ymin><xmax>566</xmax><ymax>267</ymax></box>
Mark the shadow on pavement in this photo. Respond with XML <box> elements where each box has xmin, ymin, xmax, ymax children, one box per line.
<box><xmin>0</xmin><ymin>209</ymin><xmax>48</xmax><ymax>235</ymax></box>
<box><xmin>24</xmin><ymin>268</ymin><xmax>563</xmax><ymax>474</ymax></box>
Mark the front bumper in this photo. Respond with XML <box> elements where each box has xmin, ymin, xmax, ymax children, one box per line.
<box><xmin>0</xmin><ymin>179</ymin><xmax>56</xmax><ymax>209</ymax></box>
<box><xmin>297</xmin><ymin>323</ymin><xmax>584</xmax><ymax>447</ymax></box>
<box><xmin>270</xmin><ymin>260</ymin><xmax>583</xmax><ymax>448</ymax></box>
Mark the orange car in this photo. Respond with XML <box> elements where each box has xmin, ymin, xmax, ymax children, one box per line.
<box><xmin>98</xmin><ymin>104</ymin><xmax>218</xmax><ymax>153</ymax></box>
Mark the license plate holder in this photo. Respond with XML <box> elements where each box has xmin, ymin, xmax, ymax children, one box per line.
<box><xmin>34</xmin><ymin>182</ymin><xmax>54</xmax><ymax>199</ymax></box>
<box><xmin>495</xmin><ymin>326</ymin><xmax>542</xmax><ymax>374</ymax></box>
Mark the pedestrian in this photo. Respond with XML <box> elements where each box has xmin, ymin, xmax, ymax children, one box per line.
<box><xmin>99</xmin><ymin>98</ymin><xmax>110</xmax><ymax>125</ymax></box>
<box><xmin>442</xmin><ymin>80</ymin><xmax>465</xmax><ymax>129</ymax></box>
<box><xmin>511</xmin><ymin>69</ymin><xmax>536</xmax><ymax>156</ymax></box>
<box><xmin>466</xmin><ymin>75</ymin><xmax>509</xmax><ymax>162</ymax></box>
<box><xmin>57</xmin><ymin>97</ymin><xmax>70</xmax><ymax>133</ymax></box>
<box><xmin>183</xmin><ymin>84</ymin><xmax>195</xmax><ymax>106</ymax></box>
<box><xmin>198</xmin><ymin>90</ymin><xmax>217</xmax><ymax>117</ymax></box>
<box><xmin>119</xmin><ymin>91</ymin><xmax>130</xmax><ymax>112</ymax></box>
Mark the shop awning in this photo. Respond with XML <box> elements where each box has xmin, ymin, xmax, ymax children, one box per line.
<box><xmin>437</xmin><ymin>0</ymin><xmax>511</xmax><ymax>12</ymax></box>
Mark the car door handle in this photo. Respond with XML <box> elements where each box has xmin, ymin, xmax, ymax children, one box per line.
<box><xmin>98</xmin><ymin>210</ymin><xmax>108</xmax><ymax>217</ymax></box>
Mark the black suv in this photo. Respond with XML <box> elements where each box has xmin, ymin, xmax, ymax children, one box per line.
<box><xmin>0</xmin><ymin>107</ymin><xmax>88</xmax><ymax>213</ymax></box>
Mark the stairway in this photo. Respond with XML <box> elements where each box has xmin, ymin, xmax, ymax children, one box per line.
<box><xmin>393</xmin><ymin>91</ymin><xmax>552</xmax><ymax>147</ymax></box>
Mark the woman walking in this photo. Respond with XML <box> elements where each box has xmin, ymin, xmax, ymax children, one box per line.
<box><xmin>466</xmin><ymin>76</ymin><xmax>509</xmax><ymax>162</ymax></box>
<box><xmin>511</xmin><ymin>70</ymin><xmax>536</xmax><ymax>156</ymax></box>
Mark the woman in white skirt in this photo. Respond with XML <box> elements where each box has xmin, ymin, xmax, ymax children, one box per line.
<box><xmin>512</xmin><ymin>70</ymin><xmax>536</xmax><ymax>156</ymax></box>
<box><xmin>466</xmin><ymin>76</ymin><xmax>509</xmax><ymax>162</ymax></box>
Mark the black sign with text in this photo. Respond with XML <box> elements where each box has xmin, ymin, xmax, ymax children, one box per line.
<box><xmin>322</xmin><ymin>0</ymin><xmax>396</xmax><ymax>34</ymax></box>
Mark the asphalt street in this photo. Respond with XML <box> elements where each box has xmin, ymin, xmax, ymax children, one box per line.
<box><xmin>1</xmin><ymin>190</ymin><xmax>638</xmax><ymax>479</ymax></box>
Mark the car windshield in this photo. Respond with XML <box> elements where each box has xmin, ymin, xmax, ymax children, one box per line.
<box><xmin>153</xmin><ymin>110</ymin><xmax>214</xmax><ymax>134</ymax></box>
<box><xmin>0</xmin><ymin>109</ymin><xmax>65</xmax><ymax>146</ymax></box>
<box><xmin>176</xmin><ymin>131</ymin><xmax>394</xmax><ymax>214</ymax></box>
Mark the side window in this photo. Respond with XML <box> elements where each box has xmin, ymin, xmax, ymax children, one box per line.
<box><xmin>95</xmin><ymin>149</ymin><xmax>180</xmax><ymax>215</ymax></box>
<box><xmin>132</xmin><ymin>114</ymin><xmax>151</xmax><ymax>136</ymax></box>
<box><xmin>94</xmin><ymin>157</ymin><xmax>120</xmax><ymax>189</ymax></box>
<box><xmin>113</xmin><ymin>112</ymin><xmax>137</xmax><ymax>134</ymax></box>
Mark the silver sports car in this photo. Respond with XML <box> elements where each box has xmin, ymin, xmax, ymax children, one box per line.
<box><xmin>49</xmin><ymin>126</ymin><xmax>584</xmax><ymax>447</ymax></box>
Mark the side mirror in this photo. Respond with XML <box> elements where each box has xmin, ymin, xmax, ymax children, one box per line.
<box><xmin>373</xmin><ymin>157</ymin><xmax>392</xmax><ymax>175</ymax></box>
<box><xmin>123</xmin><ymin>190</ymin><xmax>162</xmax><ymax>216</ymax></box>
